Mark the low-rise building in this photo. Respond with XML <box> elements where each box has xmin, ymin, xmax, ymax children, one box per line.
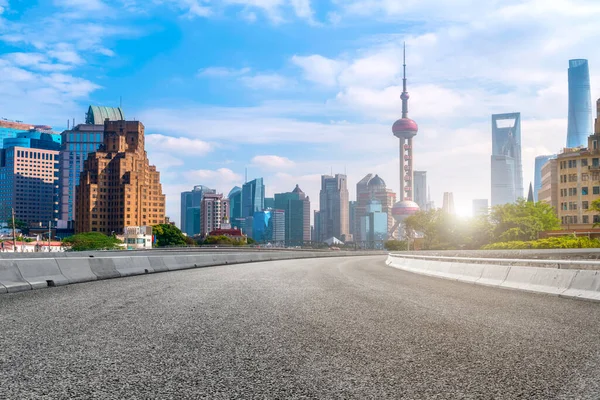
<box><xmin>123</xmin><ymin>225</ymin><xmax>153</xmax><ymax>250</ymax></box>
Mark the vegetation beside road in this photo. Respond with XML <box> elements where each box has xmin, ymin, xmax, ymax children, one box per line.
<box><xmin>482</xmin><ymin>236</ymin><xmax>600</xmax><ymax>250</ymax></box>
<box><xmin>62</xmin><ymin>232</ymin><xmax>122</xmax><ymax>251</ymax></box>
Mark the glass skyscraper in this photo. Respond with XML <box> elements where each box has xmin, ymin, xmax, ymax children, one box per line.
<box><xmin>228</xmin><ymin>186</ymin><xmax>242</xmax><ymax>228</ymax></box>
<box><xmin>491</xmin><ymin>112</ymin><xmax>523</xmax><ymax>206</ymax></box>
<box><xmin>242</xmin><ymin>178</ymin><xmax>265</xmax><ymax>218</ymax></box>
<box><xmin>274</xmin><ymin>185</ymin><xmax>310</xmax><ymax>246</ymax></box>
<box><xmin>567</xmin><ymin>59</ymin><xmax>592</xmax><ymax>148</ymax></box>
<box><xmin>533</xmin><ymin>154</ymin><xmax>556</xmax><ymax>202</ymax></box>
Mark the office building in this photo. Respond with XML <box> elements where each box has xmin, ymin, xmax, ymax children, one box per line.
<box><xmin>0</xmin><ymin>130</ymin><xmax>61</xmax><ymax>225</ymax></box>
<box><xmin>59</xmin><ymin>106</ymin><xmax>124</xmax><ymax>225</ymax></box>
<box><xmin>264</xmin><ymin>197</ymin><xmax>274</xmax><ymax>209</ymax></box>
<box><xmin>413</xmin><ymin>171</ymin><xmax>427</xmax><ymax>209</ymax></box>
<box><xmin>200</xmin><ymin>193</ymin><xmax>230</xmax><ymax>236</ymax></box>
<box><xmin>0</xmin><ymin>119</ymin><xmax>33</xmax><ymax>149</ymax></box>
<box><xmin>252</xmin><ymin>209</ymin><xmax>285</xmax><ymax>244</ymax></box>
<box><xmin>354</xmin><ymin>174</ymin><xmax>396</xmax><ymax>243</ymax></box>
<box><xmin>318</xmin><ymin>174</ymin><xmax>349</xmax><ymax>242</ymax></box>
<box><xmin>242</xmin><ymin>178</ymin><xmax>265</xmax><ymax>218</ymax></box>
<box><xmin>539</xmin><ymin>158</ymin><xmax>559</xmax><ymax>212</ymax></box>
<box><xmin>75</xmin><ymin>120</ymin><xmax>165</xmax><ymax>234</ymax></box>
<box><xmin>472</xmin><ymin>199</ymin><xmax>489</xmax><ymax>216</ymax></box>
<box><xmin>180</xmin><ymin>185</ymin><xmax>216</xmax><ymax>236</ymax></box>
<box><xmin>534</xmin><ymin>155</ymin><xmax>556</xmax><ymax>202</ymax></box>
<box><xmin>491</xmin><ymin>112</ymin><xmax>523</xmax><ymax>206</ymax></box>
<box><xmin>442</xmin><ymin>192</ymin><xmax>455</xmax><ymax>215</ymax></box>
<box><xmin>567</xmin><ymin>59</ymin><xmax>593</xmax><ymax>148</ymax></box>
<box><xmin>228</xmin><ymin>186</ymin><xmax>242</xmax><ymax>228</ymax></box>
<box><xmin>349</xmin><ymin>200</ymin><xmax>357</xmax><ymax>239</ymax></box>
<box><xmin>313</xmin><ymin>210</ymin><xmax>321</xmax><ymax>243</ymax></box>
<box><xmin>552</xmin><ymin>98</ymin><xmax>600</xmax><ymax>229</ymax></box>
<box><xmin>274</xmin><ymin>184</ymin><xmax>310</xmax><ymax>246</ymax></box>
<box><xmin>359</xmin><ymin>200</ymin><xmax>388</xmax><ymax>249</ymax></box>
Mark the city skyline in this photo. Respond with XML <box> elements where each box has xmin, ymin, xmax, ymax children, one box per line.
<box><xmin>1</xmin><ymin>1</ymin><xmax>599</xmax><ymax>223</ymax></box>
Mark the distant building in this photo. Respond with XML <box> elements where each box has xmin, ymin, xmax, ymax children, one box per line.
<box><xmin>550</xmin><ymin>98</ymin><xmax>600</xmax><ymax>229</ymax></box>
<box><xmin>228</xmin><ymin>186</ymin><xmax>243</xmax><ymax>229</ymax></box>
<box><xmin>200</xmin><ymin>193</ymin><xmax>230</xmax><ymax>237</ymax></box>
<box><xmin>180</xmin><ymin>185</ymin><xmax>215</xmax><ymax>236</ymax></box>
<box><xmin>442</xmin><ymin>192</ymin><xmax>455</xmax><ymax>215</ymax></box>
<box><xmin>274</xmin><ymin>184</ymin><xmax>310</xmax><ymax>246</ymax></box>
<box><xmin>539</xmin><ymin>158</ymin><xmax>558</xmax><ymax>212</ymax></box>
<box><xmin>0</xmin><ymin>119</ymin><xmax>32</xmax><ymax>149</ymax></box>
<box><xmin>354</xmin><ymin>174</ymin><xmax>395</xmax><ymax>243</ymax></box>
<box><xmin>75</xmin><ymin>120</ymin><xmax>165</xmax><ymax>234</ymax></box>
<box><xmin>534</xmin><ymin>155</ymin><xmax>556</xmax><ymax>202</ymax></box>
<box><xmin>472</xmin><ymin>199</ymin><xmax>489</xmax><ymax>216</ymax></box>
<box><xmin>313</xmin><ymin>210</ymin><xmax>321</xmax><ymax>243</ymax></box>
<box><xmin>123</xmin><ymin>226</ymin><xmax>153</xmax><ymax>250</ymax></box>
<box><xmin>208</xmin><ymin>228</ymin><xmax>246</xmax><ymax>241</ymax></box>
<box><xmin>359</xmin><ymin>200</ymin><xmax>388</xmax><ymax>249</ymax></box>
<box><xmin>567</xmin><ymin>59</ymin><xmax>593</xmax><ymax>148</ymax></box>
<box><xmin>242</xmin><ymin>178</ymin><xmax>265</xmax><ymax>218</ymax></box>
<box><xmin>348</xmin><ymin>200</ymin><xmax>357</xmax><ymax>239</ymax></box>
<box><xmin>413</xmin><ymin>171</ymin><xmax>427</xmax><ymax>209</ymax></box>
<box><xmin>0</xmin><ymin>130</ymin><xmax>61</xmax><ymax>226</ymax></box>
<box><xmin>491</xmin><ymin>112</ymin><xmax>523</xmax><ymax>206</ymax></box>
<box><xmin>264</xmin><ymin>197</ymin><xmax>274</xmax><ymax>209</ymax></box>
<box><xmin>318</xmin><ymin>174</ymin><xmax>349</xmax><ymax>243</ymax></box>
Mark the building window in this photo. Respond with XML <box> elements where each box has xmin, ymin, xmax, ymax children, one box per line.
<box><xmin>594</xmin><ymin>215</ymin><xmax>600</xmax><ymax>224</ymax></box>
<box><xmin>582</xmin><ymin>158</ymin><xmax>589</xmax><ymax>167</ymax></box>
<box><xmin>583</xmin><ymin>215</ymin><xmax>589</xmax><ymax>224</ymax></box>
<box><xmin>582</xmin><ymin>187</ymin><xmax>589</xmax><ymax>195</ymax></box>
<box><xmin>594</xmin><ymin>186</ymin><xmax>600</xmax><ymax>195</ymax></box>
<box><xmin>583</xmin><ymin>201</ymin><xmax>589</xmax><ymax>210</ymax></box>
<box><xmin>593</xmin><ymin>158</ymin><xmax>599</xmax><ymax>167</ymax></box>
<box><xmin>582</xmin><ymin>173</ymin><xmax>589</xmax><ymax>181</ymax></box>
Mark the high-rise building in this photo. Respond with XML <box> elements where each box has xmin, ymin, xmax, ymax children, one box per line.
<box><xmin>442</xmin><ymin>192</ymin><xmax>455</xmax><ymax>215</ymax></box>
<box><xmin>313</xmin><ymin>210</ymin><xmax>321</xmax><ymax>243</ymax></box>
<box><xmin>354</xmin><ymin>174</ymin><xmax>396</xmax><ymax>243</ymax></box>
<box><xmin>318</xmin><ymin>174</ymin><xmax>349</xmax><ymax>242</ymax></box>
<box><xmin>274</xmin><ymin>184</ymin><xmax>310</xmax><ymax>246</ymax></box>
<box><xmin>252</xmin><ymin>209</ymin><xmax>285</xmax><ymax>244</ymax></box>
<box><xmin>567</xmin><ymin>59</ymin><xmax>593</xmax><ymax>148</ymax></box>
<box><xmin>75</xmin><ymin>120</ymin><xmax>165</xmax><ymax>234</ymax></box>
<box><xmin>200</xmin><ymin>193</ymin><xmax>230</xmax><ymax>236</ymax></box>
<box><xmin>0</xmin><ymin>120</ymin><xmax>33</xmax><ymax>149</ymax></box>
<box><xmin>491</xmin><ymin>112</ymin><xmax>523</xmax><ymax>206</ymax></box>
<box><xmin>413</xmin><ymin>171</ymin><xmax>427</xmax><ymax>209</ymax></box>
<box><xmin>359</xmin><ymin>200</ymin><xmax>388</xmax><ymax>249</ymax></box>
<box><xmin>348</xmin><ymin>200</ymin><xmax>357</xmax><ymax>239</ymax></box>
<box><xmin>539</xmin><ymin>158</ymin><xmax>558</xmax><ymax>213</ymax></box>
<box><xmin>534</xmin><ymin>155</ymin><xmax>556</xmax><ymax>202</ymax></box>
<box><xmin>264</xmin><ymin>197</ymin><xmax>274</xmax><ymax>209</ymax></box>
<box><xmin>59</xmin><ymin>106</ymin><xmax>124</xmax><ymax>225</ymax></box>
<box><xmin>228</xmin><ymin>186</ymin><xmax>242</xmax><ymax>228</ymax></box>
<box><xmin>0</xmin><ymin>130</ymin><xmax>61</xmax><ymax>226</ymax></box>
<box><xmin>242</xmin><ymin>178</ymin><xmax>265</xmax><ymax>218</ymax></box>
<box><xmin>472</xmin><ymin>199</ymin><xmax>489</xmax><ymax>216</ymax></box>
<box><xmin>552</xmin><ymin>98</ymin><xmax>600</xmax><ymax>229</ymax></box>
<box><xmin>390</xmin><ymin>44</ymin><xmax>420</xmax><ymax>237</ymax></box>
<box><xmin>180</xmin><ymin>185</ymin><xmax>216</xmax><ymax>236</ymax></box>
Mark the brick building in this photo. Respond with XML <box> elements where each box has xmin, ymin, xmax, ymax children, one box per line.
<box><xmin>75</xmin><ymin>120</ymin><xmax>165</xmax><ymax>234</ymax></box>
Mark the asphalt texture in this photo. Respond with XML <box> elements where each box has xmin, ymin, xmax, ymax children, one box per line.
<box><xmin>1</xmin><ymin>256</ymin><xmax>600</xmax><ymax>399</ymax></box>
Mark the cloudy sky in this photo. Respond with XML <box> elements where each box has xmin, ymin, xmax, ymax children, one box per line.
<box><xmin>1</xmin><ymin>0</ymin><xmax>599</xmax><ymax>225</ymax></box>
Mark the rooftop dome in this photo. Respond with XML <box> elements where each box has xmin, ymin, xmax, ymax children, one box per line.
<box><xmin>368</xmin><ymin>174</ymin><xmax>386</xmax><ymax>188</ymax></box>
<box><xmin>392</xmin><ymin>118</ymin><xmax>418</xmax><ymax>138</ymax></box>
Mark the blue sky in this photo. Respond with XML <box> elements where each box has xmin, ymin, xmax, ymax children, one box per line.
<box><xmin>1</xmin><ymin>0</ymin><xmax>600</xmax><ymax>225</ymax></box>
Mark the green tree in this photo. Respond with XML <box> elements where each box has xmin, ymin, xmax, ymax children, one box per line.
<box><xmin>384</xmin><ymin>240</ymin><xmax>408</xmax><ymax>251</ymax></box>
<box><xmin>589</xmin><ymin>199</ymin><xmax>600</xmax><ymax>226</ymax></box>
<box><xmin>489</xmin><ymin>199</ymin><xmax>560</xmax><ymax>242</ymax></box>
<box><xmin>63</xmin><ymin>232</ymin><xmax>122</xmax><ymax>251</ymax></box>
<box><xmin>152</xmin><ymin>224</ymin><xmax>187</xmax><ymax>247</ymax></box>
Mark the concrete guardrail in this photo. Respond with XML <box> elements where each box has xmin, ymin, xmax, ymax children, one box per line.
<box><xmin>386</xmin><ymin>254</ymin><xmax>600</xmax><ymax>302</ymax></box>
<box><xmin>0</xmin><ymin>250</ymin><xmax>384</xmax><ymax>294</ymax></box>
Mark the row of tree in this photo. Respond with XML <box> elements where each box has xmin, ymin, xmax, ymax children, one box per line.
<box><xmin>394</xmin><ymin>199</ymin><xmax>596</xmax><ymax>250</ymax></box>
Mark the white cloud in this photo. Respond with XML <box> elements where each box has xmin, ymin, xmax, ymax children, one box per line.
<box><xmin>187</xmin><ymin>168</ymin><xmax>242</xmax><ymax>185</ymax></box>
<box><xmin>252</xmin><ymin>155</ymin><xmax>295</xmax><ymax>169</ymax></box>
<box><xmin>240</xmin><ymin>73</ymin><xmax>293</xmax><ymax>90</ymax></box>
<box><xmin>146</xmin><ymin>134</ymin><xmax>213</xmax><ymax>155</ymax></box>
<box><xmin>292</xmin><ymin>55</ymin><xmax>345</xmax><ymax>87</ymax></box>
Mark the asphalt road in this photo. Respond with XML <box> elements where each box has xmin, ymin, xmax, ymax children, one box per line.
<box><xmin>1</xmin><ymin>256</ymin><xmax>600</xmax><ymax>399</ymax></box>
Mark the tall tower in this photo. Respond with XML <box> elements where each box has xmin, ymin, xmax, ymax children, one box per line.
<box><xmin>491</xmin><ymin>112</ymin><xmax>523</xmax><ymax>206</ymax></box>
<box><xmin>390</xmin><ymin>43</ymin><xmax>420</xmax><ymax>238</ymax></box>
<box><xmin>567</xmin><ymin>59</ymin><xmax>592</xmax><ymax>148</ymax></box>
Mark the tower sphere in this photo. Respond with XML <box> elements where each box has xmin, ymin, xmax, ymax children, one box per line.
<box><xmin>392</xmin><ymin>118</ymin><xmax>418</xmax><ymax>138</ymax></box>
<box><xmin>391</xmin><ymin>200</ymin><xmax>420</xmax><ymax>223</ymax></box>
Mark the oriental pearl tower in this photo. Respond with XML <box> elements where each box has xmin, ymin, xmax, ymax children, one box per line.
<box><xmin>389</xmin><ymin>43</ymin><xmax>420</xmax><ymax>238</ymax></box>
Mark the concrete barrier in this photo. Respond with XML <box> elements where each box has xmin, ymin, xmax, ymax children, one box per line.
<box><xmin>56</xmin><ymin>258</ymin><xmax>97</xmax><ymax>284</ymax></box>
<box><xmin>147</xmin><ymin>256</ymin><xmax>168</xmax><ymax>272</ymax></box>
<box><xmin>0</xmin><ymin>259</ymin><xmax>30</xmax><ymax>292</ymax></box>
<box><xmin>89</xmin><ymin>258</ymin><xmax>120</xmax><ymax>279</ymax></box>
<box><xmin>562</xmin><ymin>270</ymin><xmax>600</xmax><ymax>301</ymax></box>
<box><xmin>15</xmin><ymin>259</ymin><xmax>69</xmax><ymax>289</ymax></box>
<box><xmin>113</xmin><ymin>257</ymin><xmax>153</xmax><ymax>277</ymax></box>
<box><xmin>387</xmin><ymin>254</ymin><xmax>600</xmax><ymax>302</ymax></box>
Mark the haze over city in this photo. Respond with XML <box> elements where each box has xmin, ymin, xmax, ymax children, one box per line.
<box><xmin>1</xmin><ymin>0</ymin><xmax>599</xmax><ymax>221</ymax></box>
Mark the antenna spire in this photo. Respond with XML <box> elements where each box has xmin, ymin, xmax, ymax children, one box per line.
<box><xmin>401</xmin><ymin>42</ymin><xmax>409</xmax><ymax>119</ymax></box>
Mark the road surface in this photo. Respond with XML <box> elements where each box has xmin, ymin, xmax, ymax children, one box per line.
<box><xmin>1</xmin><ymin>256</ymin><xmax>599</xmax><ymax>399</ymax></box>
